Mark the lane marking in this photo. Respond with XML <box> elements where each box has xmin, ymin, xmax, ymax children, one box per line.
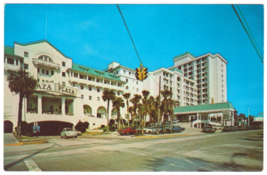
<box><xmin>24</xmin><ymin>158</ymin><xmax>42</xmax><ymax>171</ymax></box>
<box><xmin>184</xmin><ymin>159</ymin><xmax>194</xmax><ymax>163</ymax></box>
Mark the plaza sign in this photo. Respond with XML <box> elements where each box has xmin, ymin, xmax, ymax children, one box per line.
<box><xmin>36</xmin><ymin>83</ymin><xmax>77</xmax><ymax>96</ymax></box>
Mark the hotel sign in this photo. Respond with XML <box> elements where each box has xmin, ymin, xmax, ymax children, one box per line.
<box><xmin>36</xmin><ymin>83</ymin><xmax>77</xmax><ymax>96</ymax></box>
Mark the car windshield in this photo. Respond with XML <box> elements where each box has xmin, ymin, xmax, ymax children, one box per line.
<box><xmin>66</xmin><ymin>128</ymin><xmax>72</xmax><ymax>131</ymax></box>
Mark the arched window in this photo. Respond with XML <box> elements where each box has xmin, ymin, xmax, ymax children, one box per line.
<box><xmin>177</xmin><ymin>77</ymin><xmax>180</xmax><ymax>82</ymax></box>
<box><xmin>38</xmin><ymin>55</ymin><xmax>54</xmax><ymax>63</ymax></box>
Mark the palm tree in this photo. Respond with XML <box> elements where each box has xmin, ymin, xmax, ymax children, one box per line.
<box><xmin>128</xmin><ymin>106</ymin><xmax>135</xmax><ymax>126</ymax></box>
<box><xmin>160</xmin><ymin>89</ymin><xmax>173</xmax><ymax>133</ymax></box>
<box><xmin>7</xmin><ymin>68</ymin><xmax>38</xmax><ymax>138</ymax></box>
<box><xmin>137</xmin><ymin>103</ymin><xmax>146</xmax><ymax>135</ymax></box>
<box><xmin>147</xmin><ymin>96</ymin><xmax>155</xmax><ymax>127</ymax></box>
<box><xmin>142</xmin><ymin>90</ymin><xmax>150</xmax><ymax>127</ymax></box>
<box><xmin>102</xmin><ymin>89</ymin><xmax>116</xmax><ymax>133</ymax></box>
<box><xmin>129</xmin><ymin>94</ymin><xmax>142</xmax><ymax>126</ymax></box>
<box><xmin>112</xmin><ymin>97</ymin><xmax>125</xmax><ymax>130</ymax></box>
<box><xmin>122</xmin><ymin>93</ymin><xmax>131</xmax><ymax>126</ymax></box>
<box><xmin>166</xmin><ymin>98</ymin><xmax>177</xmax><ymax>133</ymax></box>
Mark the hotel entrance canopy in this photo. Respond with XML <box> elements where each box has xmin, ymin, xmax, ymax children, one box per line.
<box><xmin>174</xmin><ymin>102</ymin><xmax>235</xmax><ymax>115</ymax></box>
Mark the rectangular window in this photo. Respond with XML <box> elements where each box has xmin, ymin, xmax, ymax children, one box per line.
<box><xmin>126</xmin><ymin>86</ymin><xmax>128</xmax><ymax>90</ymax></box>
<box><xmin>38</xmin><ymin>68</ymin><xmax>40</xmax><ymax>73</ymax></box>
<box><xmin>7</xmin><ymin>58</ymin><xmax>14</xmax><ymax>65</ymax></box>
<box><xmin>129</xmin><ymin>72</ymin><xmax>131</xmax><ymax>75</ymax></box>
<box><xmin>97</xmin><ymin>88</ymin><xmax>100</xmax><ymax>92</ymax></box>
<box><xmin>89</xmin><ymin>87</ymin><xmax>92</xmax><ymax>91</ymax></box>
<box><xmin>89</xmin><ymin>96</ymin><xmax>92</xmax><ymax>100</ymax></box>
<box><xmin>62</xmin><ymin>82</ymin><xmax>66</xmax><ymax>86</ymax></box>
<box><xmin>62</xmin><ymin>61</ymin><xmax>66</xmax><ymax>67</ymax></box>
<box><xmin>137</xmin><ymin>88</ymin><xmax>138</xmax><ymax>92</ymax></box>
<box><xmin>46</xmin><ymin>70</ymin><xmax>49</xmax><ymax>75</ymax></box>
<box><xmin>126</xmin><ymin>79</ymin><xmax>128</xmax><ymax>82</ymax></box>
<box><xmin>24</xmin><ymin>64</ymin><xmax>29</xmax><ymax>70</ymax></box>
<box><xmin>97</xmin><ymin>97</ymin><xmax>100</xmax><ymax>101</ymax></box>
<box><xmin>117</xmin><ymin>92</ymin><xmax>120</xmax><ymax>96</ymax></box>
<box><xmin>62</xmin><ymin>72</ymin><xmax>66</xmax><ymax>77</ymax></box>
<box><xmin>51</xmin><ymin>70</ymin><xmax>54</xmax><ymax>75</ymax></box>
<box><xmin>81</xmin><ymin>95</ymin><xmax>84</xmax><ymax>99</ymax></box>
<box><xmin>16</xmin><ymin>59</ymin><xmax>18</xmax><ymax>65</ymax></box>
<box><xmin>24</xmin><ymin>52</ymin><xmax>28</xmax><ymax>57</ymax></box>
<box><xmin>81</xmin><ymin>85</ymin><xmax>84</xmax><ymax>90</ymax></box>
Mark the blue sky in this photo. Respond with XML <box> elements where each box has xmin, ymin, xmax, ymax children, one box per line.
<box><xmin>4</xmin><ymin>4</ymin><xmax>264</xmax><ymax>116</ymax></box>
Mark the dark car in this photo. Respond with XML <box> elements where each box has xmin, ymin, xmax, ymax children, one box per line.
<box><xmin>237</xmin><ymin>126</ymin><xmax>247</xmax><ymax>131</ymax></box>
<box><xmin>202</xmin><ymin>126</ymin><xmax>216</xmax><ymax>133</ymax></box>
<box><xmin>222</xmin><ymin>126</ymin><xmax>231</xmax><ymax>132</ymax></box>
<box><xmin>166</xmin><ymin>126</ymin><xmax>185</xmax><ymax>133</ymax></box>
<box><xmin>222</xmin><ymin>126</ymin><xmax>237</xmax><ymax>132</ymax></box>
<box><xmin>230</xmin><ymin>126</ymin><xmax>237</xmax><ymax>131</ymax></box>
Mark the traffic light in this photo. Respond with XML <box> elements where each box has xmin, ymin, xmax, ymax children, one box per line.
<box><xmin>135</xmin><ymin>65</ymin><xmax>148</xmax><ymax>81</ymax></box>
<box><xmin>135</xmin><ymin>68</ymin><xmax>141</xmax><ymax>80</ymax></box>
<box><xmin>142</xmin><ymin>67</ymin><xmax>148</xmax><ymax>80</ymax></box>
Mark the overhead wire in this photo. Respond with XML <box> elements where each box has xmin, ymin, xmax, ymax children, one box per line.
<box><xmin>231</xmin><ymin>4</ymin><xmax>263</xmax><ymax>63</ymax></box>
<box><xmin>116</xmin><ymin>4</ymin><xmax>142</xmax><ymax>64</ymax></box>
<box><xmin>236</xmin><ymin>5</ymin><xmax>263</xmax><ymax>59</ymax></box>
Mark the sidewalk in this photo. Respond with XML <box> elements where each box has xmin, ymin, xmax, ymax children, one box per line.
<box><xmin>4</xmin><ymin>133</ymin><xmax>48</xmax><ymax>146</ymax></box>
<box><xmin>4</xmin><ymin>133</ymin><xmax>19</xmax><ymax>145</ymax></box>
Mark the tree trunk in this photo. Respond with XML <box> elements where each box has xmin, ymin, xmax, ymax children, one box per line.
<box><xmin>170</xmin><ymin>114</ymin><xmax>173</xmax><ymax>132</ymax></box>
<box><xmin>117</xmin><ymin>109</ymin><xmax>121</xmax><ymax>130</ymax></box>
<box><xmin>106</xmin><ymin>100</ymin><xmax>110</xmax><ymax>133</ymax></box>
<box><xmin>127</xmin><ymin>101</ymin><xmax>129</xmax><ymax>127</ymax></box>
<box><xmin>17</xmin><ymin>92</ymin><xmax>23</xmax><ymax>139</ymax></box>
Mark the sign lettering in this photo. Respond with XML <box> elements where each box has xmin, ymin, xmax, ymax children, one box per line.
<box><xmin>36</xmin><ymin>83</ymin><xmax>77</xmax><ymax>96</ymax></box>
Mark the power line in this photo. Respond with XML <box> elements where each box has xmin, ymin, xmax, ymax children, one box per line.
<box><xmin>231</xmin><ymin>4</ymin><xmax>263</xmax><ymax>63</ymax></box>
<box><xmin>236</xmin><ymin>5</ymin><xmax>263</xmax><ymax>59</ymax></box>
<box><xmin>116</xmin><ymin>4</ymin><xmax>142</xmax><ymax>64</ymax></box>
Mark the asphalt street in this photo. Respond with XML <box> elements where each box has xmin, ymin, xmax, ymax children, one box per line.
<box><xmin>4</xmin><ymin>129</ymin><xmax>263</xmax><ymax>171</ymax></box>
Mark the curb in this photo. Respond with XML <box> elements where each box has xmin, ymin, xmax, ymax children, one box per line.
<box><xmin>135</xmin><ymin>133</ymin><xmax>192</xmax><ymax>139</ymax></box>
<box><xmin>4</xmin><ymin>140</ymin><xmax>48</xmax><ymax>146</ymax></box>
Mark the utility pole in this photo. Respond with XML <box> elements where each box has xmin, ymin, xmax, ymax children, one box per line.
<box><xmin>248</xmin><ymin>106</ymin><xmax>250</xmax><ymax>126</ymax></box>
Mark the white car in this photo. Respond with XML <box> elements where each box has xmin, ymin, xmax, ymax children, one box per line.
<box><xmin>61</xmin><ymin>128</ymin><xmax>78</xmax><ymax>138</ymax></box>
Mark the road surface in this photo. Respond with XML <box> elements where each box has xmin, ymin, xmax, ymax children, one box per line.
<box><xmin>4</xmin><ymin>129</ymin><xmax>263</xmax><ymax>171</ymax></box>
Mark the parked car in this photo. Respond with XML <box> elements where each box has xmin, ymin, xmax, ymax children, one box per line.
<box><xmin>75</xmin><ymin>130</ymin><xmax>82</xmax><ymax>136</ymax></box>
<box><xmin>202</xmin><ymin>126</ymin><xmax>216</xmax><ymax>133</ymax></box>
<box><xmin>212</xmin><ymin>126</ymin><xmax>222</xmax><ymax>130</ymax></box>
<box><xmin>117</xmin><ymin>127</ymin><xmax>139</xmax><ymax>135</ymax></box>
<box><xmin>170</xmin><ymin>126</ymin><xmax>185</xmax><ymax>133</ymax></box>
<box><xmin>237</xmin><ymin>126</ymin><xmax>247</xmax><ymax>131</ymax></box>
<box><xmin>246</xmin><ymin>126</ymin><xmax>253</xmax><ymax>130</ymax></box>
<box><xmin>145</xmin><ymin>127</ymin><xmax>157</xmax><ymax>134</ymax></box>
<box><xmin>230</xmin><ymin>126</ymin><xmax>237</xmax><ymax>131</ymax></box>
<box><xmin>61</xmin><ymin>128</ymin><xmax>78</xmax><ymax>138</ymax></box>
<box><xmin>222</xmin><ymin>126</ymin><xmax>237</xmax><ymax>132</ymax></box>
<box><xmin>222</xmin><ymin>126</ymin><xmax>230</xmax><ymax>132</ymax></box>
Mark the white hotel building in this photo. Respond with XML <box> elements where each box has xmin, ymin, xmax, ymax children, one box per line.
<box><xmin>4</xmin><ymin>40</ymin><xmax>235</xmax><ymax>134</ymax></box>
